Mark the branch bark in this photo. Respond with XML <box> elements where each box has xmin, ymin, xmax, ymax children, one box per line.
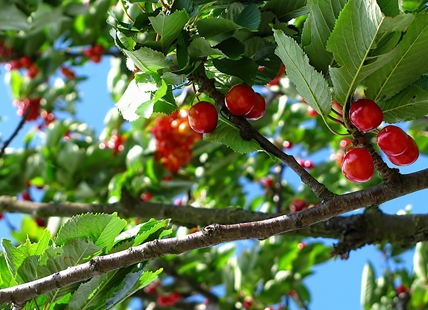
<box><xmin>1</xmin><ymin>167</ymin><xmax>428</xmax><ymax>305</ymax></box>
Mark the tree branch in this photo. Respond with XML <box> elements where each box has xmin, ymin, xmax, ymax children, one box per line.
<box><xmin>2</xmin><ymin>168</ymin><xmax>428</xmax><ymax>305</ymax></box>
<box><xmin>0</xmin><ymin>108</ymin><xmax>30</xmax><ymax>159</ymax></box>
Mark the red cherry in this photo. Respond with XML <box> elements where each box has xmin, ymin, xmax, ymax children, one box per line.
<box><xmin>298</xmin><ymin>242</ymin><xmax>306</xmax><ymax>250</ymax></box>
<box><xmin>19</xmin><ymin>56</ymin><xmax>32</xmax><ymax>68</ymax></box>
<box><xmin>0</xmin><ymin>213</ymin><xmax>4</xmax><ymax>220</ymax></box>
<box><xmin>21</xmin><ymin>191</ymin><xmax>31</xmax><ymax>201</ymax></box>
<box><xmin>262</xmin><ymin>177</ymin><xmax>274</xmax><ymax>188</ymax></box>
<box><xmin>307</xmin><ymin>106</ymin><xmax>318</xmax><ymax>117</ymax></box>
<box><xmin>339</xmin><ymin>139</ymin><xmax>352</xmax><ymax>149</ymax></box>
<box><xmin>6</xmin><ymin>59</ymin><xmax>22</xmax><ymax>70</ymax></box>
<box><xmin>157</xmin><ymin>295</ymin><xmax>175</xmax><ymax>306</ymax></box>
<box><xmin>141</xmin><ymin>192</ymin><xmax>154</xmax><ymax>202</ymax></box>
<box><xmin>268</xmin><ymin>64</ymin><xmax>285</xmax><ymax>86</ymax></box>
<box><xmin>225</xmin><ymin>84</ymin><xmax>257</xmax><ymax>116</ymax></box>
<box><xmin>387</xmin><ymin>135</ymin><xmax>419</xmax><ymax>166</ymax></box>
<box><xmin>290</xmin><ymin>198</ymin><xmax>307</xmax><ymax>213</ymax></box>
<box><xmin>283</xmin><ymin>140</ymin><xmax>293</xmax><ymax>149</ymax></box>
<box><xmin>35</xmin><ymin>217</ymin><xmax>47</xmax><ymax>227</ymax></box>
<box><xmin>349</xmin><ymin>99</ymin><xmax>383</xmax><ymax>132</ymax></box>
<box><xmin>92</xmin><ymin>44</ymin><xmax>104</xmax><ymax>55</ymax></box>
<box><xmin>303</xmin><ymin>160</ymin><xmax>314</xmax><ymax>170</ymax></box>
<box><xmin>396</xmin><ymin>284</ymin><xmax>407</xmax><ymax>294</ymax></box>
<box><xmin>27</xmin><ymin>64</ymin><xmax>39</xmax><ymax>79</ymax></box>
<box><xmin>188</xmin><ymin>101</ymin><xmax>218</xmax><ymax>134</ymax></box>
<box><xmin>170</xmin><ymin>291</ymin><xmax>181</xmax><ymax>301</ymax></box>
<box><xmin>246</xmin><ymin>92</ymin><xmax>266</xmax><ymax>120</ymax></box>
<box><xmin>61</xmin><ymin>67</ymin><xmax>76</xmax><ymax>79</ymax></box>
<box><xmin>242</xmin><ymin>297</ymin><xmax>253</xmax><ymax>309</ymax></box>
<box><xmin>377</xmin><ymin>125</ymin><xmax>409</xmax><ymax>156</ymax></box>
<box><xmin>342</xmin><ymin>148</ymin><xmax>374</xmax><ymax>183</ymax></box>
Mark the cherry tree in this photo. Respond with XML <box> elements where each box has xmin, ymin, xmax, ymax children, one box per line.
<box><xmin>1</xmin><ymin>0</ymin><xmax>428</xmax><ymax>309</ymax></box>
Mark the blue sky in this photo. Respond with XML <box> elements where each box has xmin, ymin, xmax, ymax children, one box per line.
<box><xmin>1</xmin><ymin>58</ymin><xmax>426</xmax><ymax>309</ymax></box>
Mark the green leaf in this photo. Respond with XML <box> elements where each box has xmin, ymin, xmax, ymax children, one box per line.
<box><xmin>215</xmin><ymin>37</ymin><xmax>244</xmax><ymax>59</ymax></box>
<box><xmin>301</xmin><ymin>0</ymin><xmax>347</xmax><ymax>73</ymax></box>
<box><xmin>376</xmin><ymin>0</ymin><xmax>400</xmax><ymax>16</ymax></box>
<box><xmin>212</xmin><ymin>57</ymin><xmax>258</xmax><ymax>85</ymax></box>
<box><xmin>0</xmin><ymin>253</ymin><xmax>15</xmax><ymax>289</ymax></box>
<box><xmin>67</xmin><ymin>274</ymin><xmax>108</xmax><ymax>310</ymax></box>
<box><xmin>234</xmin><ymin>4</ymin><xmax>261</xmax><ymax>31</ymax></box>
<box><xmin>365</xmin><ymin>14</ymin><xmax>428</xmax><ymax>101</ymax></box>
<box><xmin>360</xmin><ymin>262</ymin><xmax>376</xmax><ymax>309</ymax></box>
<box><xmin>204</xmin><ymin>118</ymin><xmax>263</xmax><ymax>154</ymax></box>
<box><xmin>124</xmin><ymin>47</ymin><xmax>172</xmax><ymax>73</ymax></box>
<box><xmin>0</xmin><ymin>2</ymin><xmax>30</xmax><ymax>30</ymax></box>
<box><xmin>380</xmin><ymin>86</ymin><xmax>428</xmax><ymax>123</ymax></box>
<box><xmin>326</xmin><ymin>0</ymin><xmax>384</xmax><ymax>105</ymax></box>
<box><xmin>5</xmin><ymin>71</ymin><xmax>23</xmax><ymax>99</ymax></box>
<box><xmin>262</xmin><ymin>0</ymin><xmax>308</xmax><ymax>21</ymax></box>
<box><xmin>196</xmin><ymin>18</ymin><xmax>241</xmax><ymax>39</ymax></box>
<box><xmin>55</xmin><ymin>213</ymin><xmax>127</xmax><ymax>252</ymax></box>
<box><xmin>116</xmin><ymin>79</ymin><xmax>157</xmax><ymax>121</ymax></box>
<box><xmin>188</xmin><ymin>37</ymin><xmax>224</xmax><ymax>59</ymax></box>
<box><xmin>2</xmin><ymin>229</ymin><xmax>50</xmax><ymax>281</ymax></box>
<box><xmin>105</xmin><ymin>269</ymin><xmax>162</xmax><ymax>309</ymax></box>
<box><xmin>274</xmin><ymin>29</ymin><xmax>331</xmax><ymax>119</ymax></box>
<box><xmin>148</xmin><ymin>10</ymin><xmax>189</xmax><ymax>54</ymax></box>
<box><xmin>133</xmin><ymin>219</ymin><xmax>171</xmax><ymax>246</ymax></box>
<box><xmin>413</xmin><ymin>242</ymin><xmax>428</xmax><ymax>280</ymax></box>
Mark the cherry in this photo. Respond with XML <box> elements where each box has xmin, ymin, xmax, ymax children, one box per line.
<box><xmin>19</xmin><ymin>56</ymin><xmax>32</xmax><ymax>68</ymax></box>
<box><xmin>307</xmin><ymin>106</ymin><xmax>318</xmax><ymax>117</ymax></box>
<box><xmin>387</xmin><ymin>135</ymin><xmax>419</xmax><ymax>166</ymax></box>
<box><xmin>15</xmin><ymin>98</ymin><xmax>41</xmax><ymax>121</ymax></box>
<box><xmin>377</xmin><ymin>125</ymin><xmax>409</xmax><ymax>156</ymax></box>
<box><xmin>298</xmin><ymin>242</ymin><xmax>306</xmax><ymax>250</ymax></box>
<box><xmin>339</xmin><ymin>138</ymin><xmax>352</xmax><ymax>149</ymax></box>
<box><xmin>268</xmin><ymin>64</ymin><xmax>285</xmax><ymax>86</ymax></box>
<box><xmin>225</xmin><ymin>84</ymin><xmax>257</xmax><ymax>116</ymax></box>
<box><xmin>35</xmin><ymin>217</ymin><xmax>47</xmax><ymax>227</ymax></box>
<box><xmin>396</xmin><ymin>284</ymin><xmax>407</xmax><ymax>294</ymax></box>
<box><xmin>6</xmin><ymin>59</ymin><xmax>22</xmax><ymax>70</ymax></box>
<box><xmin>283</xmin><ymin>140</ymin><xmax>293</xmax><ymax>149</ymax></box>
<box><xmin>262</xmin><ymin>177</ymin><xmax>274</xmax><ymax>188</ymax></box>
<box><xmin>141</xmin><ymin>192</ymin><xmax>154</xmax><ymax>202</ymax></box>
<box><xmin>41</xmin><ymin>110</ymin><xmax>56</xmax><ymax>126</ymax></box>
<box><xmin>0</xmin><ymin>213</ymin><xmax>4</xmax><ymax>220</ymax></box>
<box><xmin>61</xmin><ymin>67</ymin><xmax>76</xmax><ymax>79</ymax></box>
<box><xmin>341</xmin><ymin>148</ymin><xmax>374</xmax><ymax>183</ymax></box>
<box><xmin>245</xmin><ymin>92</ymin><xmax>266</xmax><ymax>120</ymax></box>
<box><xmin>349</xmin><ymin>99</ymin><xmax>383</xmax><ymax>132</ymax></box>
<box><xmin>188</xmin><ymin>101</ymin><xmax>218</xmax><ymax>134</ymax></box>
<box><xmin>289</xmin><ymin>198</ymin><xmax>307</xmax><ymax>213</ymax></box>
<box><xmin>157</xmin><ymin>295</ymin><xmax>175</xmax><ymax>306</ymax></box>
<box><xmin>27</xmin><ymin>64</ymin><xmax>39</xmax><ymax>79</ymax></box>
<box><xmin>242</xmin><ymin>296</ymin><xmax>253</xmax><ymax>309</ymax></box>
<box><xmin>21</xmin><ymin>191</ymin><xmax>31</xmax><ymax>201</ymax></box>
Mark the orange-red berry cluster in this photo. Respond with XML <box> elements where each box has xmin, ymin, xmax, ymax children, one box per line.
<box><xmin>152</xmin><ymin>109</ymin><xmax>202</xmax><ymax>173</ymax></box>
<box><xmin>99</xmin><ymin>133</ymin><xmax>126</xmax><ymax>157</ymax></box>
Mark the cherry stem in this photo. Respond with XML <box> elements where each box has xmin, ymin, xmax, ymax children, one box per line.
<box><xmin>0</xmin><ymin>107</ymin><xmax>31</xmax><ymax>159</ymax></box>
<box><xmin>119</xmin><ymin>0</ymin><xmax>135</xmax><ymax>22</ymax></box>
<box><xmin>352</xmin><ymin>131</ymin><xmax>402</xmax><ymax>186</ymax></box>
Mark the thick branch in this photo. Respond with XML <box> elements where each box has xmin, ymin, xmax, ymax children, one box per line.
<box><xmin>1</xmin><ymin>168</ymin><xmax>428</xmax><ymax>304</ymax></box>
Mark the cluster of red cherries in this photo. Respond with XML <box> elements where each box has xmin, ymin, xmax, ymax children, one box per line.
<box><xmin>152</xmin><ymin>109</ymin><xmax>202</xmax><ymax>173</ymax></box>
<box><xmin>4</xmin><ymin>55</ymin><xmax>39</xmax><ymax>79</ymax></box>
<box><xmin>188</xmin><ymin>83</ymin><xmax>267</xmax><ymax>134</ymax></box>
<box><xmin>83</xmin><ymin>44</ymin><xmax>104</xmax><ymax>63</ymax></box>
<box><xmin>342</xmin><ymin>99</ymin><xmax>419</xmax><ymax>183</ymax></box>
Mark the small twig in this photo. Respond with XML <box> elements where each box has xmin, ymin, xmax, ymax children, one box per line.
<box><xmin>274</xmin><ymin>164</ymin><xmax>286</xmax><ymax>213</ymax></box>
<box><xmin>119</xmin><ymin>0</ymin><xmax>135</xmax><ymax>22</ymax></box>
<box><xmin>0</xmin><ymin>107</ymin><xmax>30</xmax><ymax>159</ymax></box>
